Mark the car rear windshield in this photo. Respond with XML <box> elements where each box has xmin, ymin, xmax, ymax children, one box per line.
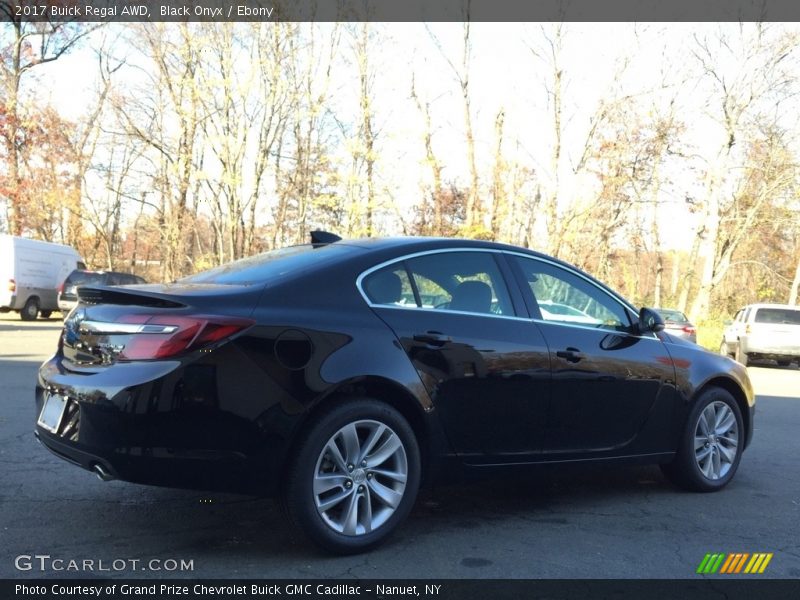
<box><xmin>180</xmin><ymin>244</ymin><xmax>359</xmax><ymax>285</ymax></box>
<box><xmin>65</xmin><ymin>271</ymin><xmax>106</xmax><ymax>286</ymax></box>
<box><xmin>753</xmin><ymin>308</ymin><xmax>800</xmax><ymax>325</ymax></box>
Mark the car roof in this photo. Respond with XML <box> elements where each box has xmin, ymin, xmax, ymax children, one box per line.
<box><xmin>68</xmin><ymin>269</ymin><xmax>139</xmax><ymax>276</ymax></box>
<box><xmin>332</xmin><ymin>236</ymin><xmax>564</xmax><ymax>264</ymax></box>
<box><xmin>742</xmin><ymin>303</ymin><xmax>800</xmax><ymax>310</ymax></box>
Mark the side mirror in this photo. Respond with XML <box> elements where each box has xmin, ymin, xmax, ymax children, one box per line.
<box><xmin>639</xmin><ymin>307</ymin><xmax>665</xmax><ymax>333</ymax></box>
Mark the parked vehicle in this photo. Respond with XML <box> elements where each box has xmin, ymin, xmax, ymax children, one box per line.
<box><xmin>720</xmin><ymin>303</ymin><xmax>800</xmax><ymax>367</ymax></box>
<box><xmin>58</xmin><ymin>270</ymin><xmax>147</xmax><ymax>316</ymax></box>
<box><xmin>0</xmin><ymin>235</ymin><xmax>84</xmax><ymax>320</ymax></box>
<box><xmin>35</xmin><ymin>235</ymin><xmax>755</xmax><ymax>554</ymax></box>
<box><xmin>655</xmin><ymin>308</ymin><xmax>697</xmax><ymax>343</ymax></box>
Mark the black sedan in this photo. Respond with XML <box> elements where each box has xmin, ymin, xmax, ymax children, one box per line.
<box><xmin>35</xmin><ymin>236</ymin><xmax>755</xmax><ymax>553</ymax></box>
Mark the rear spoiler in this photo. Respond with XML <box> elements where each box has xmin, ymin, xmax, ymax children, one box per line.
<box><xmin>77</xmin><ymin>287</ymin><xmax>186</xmax><ymax>308</ymax></box>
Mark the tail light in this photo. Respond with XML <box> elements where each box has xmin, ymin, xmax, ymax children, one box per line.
<box><xmin>8</xmin><ymin>279</ymin><xmax>15</xmax><ymax>292</ymax></box>
<box><xmin>80</xmin><ymin>314</ymin><xmax>254</xmax><ymax>361</ymax></box>
<box><xmin>57</xmin><ymin>282</ymin><xmax>64</xmax><ymax>294</ymax></box>
<box><xmin>682</xmin><ymin>325</ymin><xmax>696</xmax><ymax>335</ymax></box>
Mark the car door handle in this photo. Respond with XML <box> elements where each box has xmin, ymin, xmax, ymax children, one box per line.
<box><xmin>556</xmin><ymin>347</ymin><xmax>585</xmax><ymax>363</ymax></box>
<box><xmin>413</xmin><ymin>331</ymin><xmax>450</xmax><ymax>347</ymax></box>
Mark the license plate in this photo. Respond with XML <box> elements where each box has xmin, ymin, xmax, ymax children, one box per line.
<box><xmin>38</xmin><ymin>394</ymin><xmax>68</xmax><ymax>433</ymax></box>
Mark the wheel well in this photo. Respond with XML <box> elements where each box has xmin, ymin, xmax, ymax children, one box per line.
<box><xmin>696</xmin><ymin>377</ymin><xmax>751</xmax><ymax>445</ymax></box>
<box><xmin>286</xmin><ymin>377</ymin><xmax>431</xmax><ymax>484</ymax></box>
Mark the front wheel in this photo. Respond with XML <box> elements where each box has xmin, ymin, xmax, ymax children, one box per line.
<box><xmin>661</xmin><ymin>387</ymin><xmax>744</xmax><ymax>492</ymax></box>
<box><xmin>283</xmin><ymin>399</ymin><xmax>421</xmax><ymax>554</ymax></box>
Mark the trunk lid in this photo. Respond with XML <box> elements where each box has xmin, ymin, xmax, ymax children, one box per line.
<box><xmin>61</xmin><ymin>283</ymin><xmax>262</xmax><ymax>367</ymax></box>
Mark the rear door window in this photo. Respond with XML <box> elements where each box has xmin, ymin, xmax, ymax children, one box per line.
<box><xmin>361</xmin><ymin>251</ymin><xmax>515</xmax><ymax>317</ymax></box>
<box><xmin>404</xmin><ymin>252</ymin><xmax>514</xmax><ymax>316</ymax></box>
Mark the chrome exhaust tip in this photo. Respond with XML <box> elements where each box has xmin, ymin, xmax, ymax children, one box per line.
<box><xmin>93</xmin><ymin>464</ymin><xmax>114</xmax><ymax>482</ymax></box>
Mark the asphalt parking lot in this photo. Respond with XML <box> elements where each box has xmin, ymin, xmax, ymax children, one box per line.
<box><xmin>1</xmin><ymin>315</ymin><xmax>798</xmax><ymax>579</ymax></box>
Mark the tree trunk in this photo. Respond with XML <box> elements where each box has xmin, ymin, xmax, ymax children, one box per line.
<box><xmin>789</xmin><ymin>255</ymin><xmax>800</xmax><ymax>306</ymax></box>
<box><xmin>5</xmin><ymin>21</ymin><xmax>23</xmax><ymax>235</ymax></box>
<box><xmin>490</xmin><ymin>108</ymin><xmax>505</xmax><ymax>239</ymax></box>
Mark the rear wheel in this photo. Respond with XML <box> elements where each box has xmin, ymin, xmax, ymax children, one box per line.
<box><xmin>777</xmin><ymin>360</ymin><xmax>791</xmax><ymax>367</ymax></box>
<box><xmin>661</xmin><ymin>387</ymin><xmax>743</xmax><ymax>492</ymax></box>
<box><xmin>283</xmin><ymin>398</ymin><xmax>421</xmax><ymax>554</ymax></box>
<box><xmin>20</xmin><ymin>298</ymin><xmax>39</xmax><ymax>321</ymax></box>
<box><xmin>40</xmin><ymin>310</ymin><xmax>52</xmax><ymax>319</ymax></box>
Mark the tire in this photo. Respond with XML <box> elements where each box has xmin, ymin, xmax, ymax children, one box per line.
<box><xmin>735</xmin><ymin>344</ymin><xmax>749</xmax><ymax>367</ymax></box>
<box><xmin>20</xmin><ymin>298</ymin><xmax>39</xmax><ymax>321</ymax></box>
<box><xmin>661</xmin><ymin>387</ymin><xmax>744</xmax><ymax>492</ymax></box>
<box><xmin>40</xmin><ymin>310</ymin><xmax>52</xmax><ymax>319</ymax></box>
<box><xmin>777</xmin><ymin>360</ymin><xmax>791</xmax><ymax>367</ymax></box>
<box><xmin>283</xmin><ymin>398</ymin><xmax>421</xmax><ymax>554</ymax></box>
<box><xmin>719</xmin><ymin>341</ymin><xmax>731</xmax><ymax>357</ymax></box>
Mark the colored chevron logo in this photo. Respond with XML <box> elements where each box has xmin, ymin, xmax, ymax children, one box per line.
<box><xmin>696</xmin><ymin>552</ymin><xmax>773</xmax><ymax>574</ymax></box>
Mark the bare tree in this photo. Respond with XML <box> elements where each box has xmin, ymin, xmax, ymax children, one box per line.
<box><xmin>0</xmin><ymin>9</ymin><xmax>98</xmax><ymax>234</ymax></box>
<box><xmin>688</xmin><ymin>25</ymin><xmax>799</xmax><ymax>320</ymax></box>
<box><xmin>410</xmin><ymin>72</ymin><xmax>445</xmax><ymax>235</ymax></box>
<box><xmin>427</xmin><ymin>14</ymin><xmax>483</xmax><ymax>235</ymax></box>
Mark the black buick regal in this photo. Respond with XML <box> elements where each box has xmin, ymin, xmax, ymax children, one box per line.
<box><xmin>35</xmin><ymin>235</ymin><xmax>755</xmax><ymax>553</ymax></box>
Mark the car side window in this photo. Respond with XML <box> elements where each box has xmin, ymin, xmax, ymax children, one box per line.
<box><xmin>404</xmin><ymin>252</ymin><xmax>513</xmax><ymax>316</ymax></box>
<box><xmin>362</xmin><ymin>252</ymin><xmax>514</xmax><ymax>316</ymax></box>
<box><xmin>511</xmin><ymin>255</ymin><xmax>632</xmax><ymax>332</ymax></box>
<box><xmin>361</xmin><ymin>265</ymin><xmax>417</xmax><ymax>307</ymax></box>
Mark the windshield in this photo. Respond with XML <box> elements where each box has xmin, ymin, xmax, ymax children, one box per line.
<box><xmin>65</xmin><ymin>271</ymin><xmax>106</xmax><ymax>287</ymax></box>
<box><xmin>180</xmin><ymin>244</ymin><xmax>358</xmax><ymax>285</ymax></box>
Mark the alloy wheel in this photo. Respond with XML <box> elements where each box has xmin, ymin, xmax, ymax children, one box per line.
<box><xmin>694</xmin><ymin>401</ymin><xmax>739</xmax><ymax>480</ymax></box>
<box><xmin>313</xmin><ymin>419</ymin><xmax>408</xmax><ymax>536</ymax></box>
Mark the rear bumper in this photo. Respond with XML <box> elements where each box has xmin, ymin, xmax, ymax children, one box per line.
<box><xmin>57</xmin><ymin>298</ymin><xmax>76</xmax><ymax>313</ymax></box>
<box><xmin>35</xmin><ymin>429</ymin><xmax>120</xmax><ymax>479</ymax></box>
<box><xmin>1</xmin><ymin>293</ymin><xmax>18</xmax><ymax>310</ymax></box>
<box><xmin>741</xmin><ymin>336</ymin><xmax>800</xmax><ymax>357</ymax></box>
<box><xmin>35</xmin><ymin>351</ymin><xmax>293</xmax><ymax>495</ymax></box>
<box><xmin>34</xmin><ymin>425</ymin><xmax>263</xmax><ymax>492</ymax></box>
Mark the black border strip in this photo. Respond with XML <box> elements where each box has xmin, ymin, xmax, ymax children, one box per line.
<box><xmin>2</xmin><ymin>0</ymin><xmax>800</xmax><ymax>23</ymax></box>
<box><xmin>4</xmin><ymin>579</ymin><xmax>800</xmax><ymax>600</ymax></box>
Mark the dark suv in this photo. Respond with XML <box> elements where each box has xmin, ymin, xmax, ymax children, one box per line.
<box><xmin>58</xmin><ymin>270</ymin><xmax>147</xmax><ymax>316</ymax></box>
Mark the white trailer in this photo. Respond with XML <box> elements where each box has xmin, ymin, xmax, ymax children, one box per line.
<box><xmin>0</xmin><ymin>235</ymin><xmax>84</xmax><ymax>320</ymax></box>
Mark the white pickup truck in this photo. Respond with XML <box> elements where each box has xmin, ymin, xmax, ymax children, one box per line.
<box><xmin>720</xmin><ymin>303</ymin><xmax>800</xmax><ymax>367</ymax></box>
<box><xmin>0</xmin><ymin>235</ymin><xmax>84</xmax><ymax>320</ymax></box>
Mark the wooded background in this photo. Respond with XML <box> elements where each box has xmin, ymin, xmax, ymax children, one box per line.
<box><xmin>2</xmin><ymin>20</ymin><xmax>800</xmax><ymax>347</ymax></box>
